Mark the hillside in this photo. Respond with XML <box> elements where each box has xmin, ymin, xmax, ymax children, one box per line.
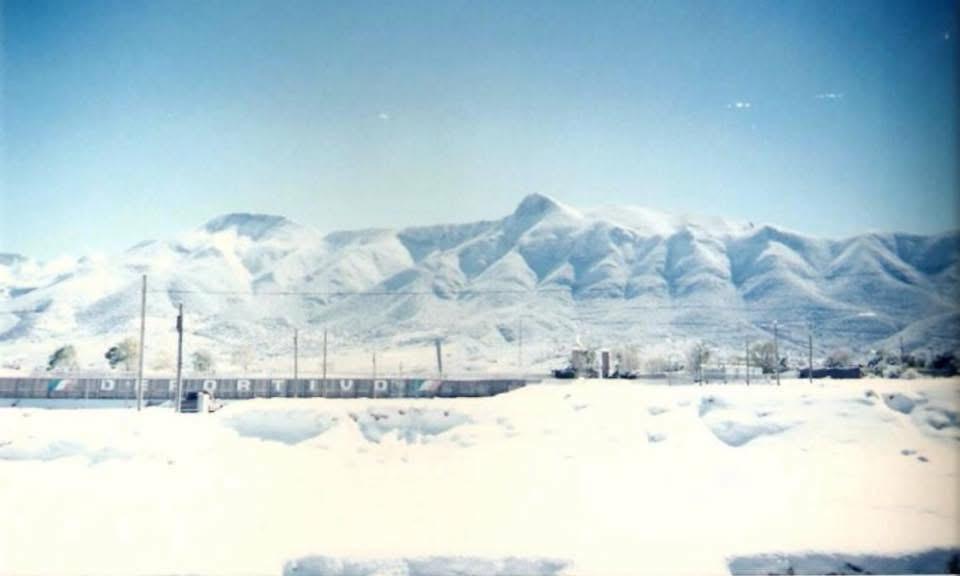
<box><xmin>1</xmin><ymin>195</ymin><xmax>957</xmax><ymax>375</ymax></box>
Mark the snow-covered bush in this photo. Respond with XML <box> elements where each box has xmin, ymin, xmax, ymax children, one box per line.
<box><xmin>929</xmin><ymin>351</ymin><xmax>959</xmax><ymax>376</ymax></box>
<box><xmin>883</xmin><ymin>364</ymin><xmax>903</xmax><ymax>379</ymax></box>
<box><xmin>104</xmin><ymin>338</ymin><xmax>138</xmax><ymax>371</ymax></box>
<box><xmin>825</xmin><ymin>348</ymin><xmax>852</xmax><ymax>368</ymax></box>
<box><xmin>47</xmin><ymin>345</ymin><xmax>78</xmax><ymax>372</ymax></box>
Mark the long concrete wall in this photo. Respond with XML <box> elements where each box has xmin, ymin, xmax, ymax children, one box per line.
<box><xmin>0</xmin><ymin>377</ymin><xmax>530</xmax><ymax>400</ymax></box>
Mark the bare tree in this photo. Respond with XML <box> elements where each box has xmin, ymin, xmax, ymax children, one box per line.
<box><xmin>750</xmin><ymin>341</ymin><xmax>778</xmax><ymax>374</ymax></box>
<box><xmin>191</xmin><ymin>350</ymin><xmax>214</xmax><ymax>373</ymax></box>
<box><xmin>687</xmin><ymin>342</ymin><xmax>711</xmax><ymax>380</ymax></box>
<box><xmin>230</xmin><ymin>345</ymin><xmax>255</xmax><ymax>373</ymax></box>
<box><xmin>824</xmin><ymin>347</ymin><xmax>852</xmax><ymax>368</ymax></box>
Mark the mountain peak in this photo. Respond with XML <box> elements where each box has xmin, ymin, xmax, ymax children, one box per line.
<box><xmin>513</xmin><ymin>193</ymin><xmax>563</xmax><ymax>218</ymax></box>
<box><xmin>203</xmin><ymin>213</ymin><xmax>293</xmax><ymax>240</ymax></box>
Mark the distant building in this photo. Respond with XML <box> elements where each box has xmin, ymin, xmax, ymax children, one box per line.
<box><xmin>798</xmin><ymin>367</ymin><xmax>862</xmax><ymax>379</ymax></box>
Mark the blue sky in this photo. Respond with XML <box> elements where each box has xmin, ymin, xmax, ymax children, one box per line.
<box><xmin>2</xmin><ymin>0</ymin><xmax>957</xmax><ymax>259</ymax></box>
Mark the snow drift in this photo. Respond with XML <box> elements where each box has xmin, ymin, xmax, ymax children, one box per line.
<box><xmin>0</xmin><ymin>377</ymin><xmax>957</xmax><ymax>575</ymax></box>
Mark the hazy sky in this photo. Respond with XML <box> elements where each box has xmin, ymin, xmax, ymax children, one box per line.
<box><xmin>2</xmin><ymin>0</ymin><xmax>957</xmax><ymax>259</ymax></box>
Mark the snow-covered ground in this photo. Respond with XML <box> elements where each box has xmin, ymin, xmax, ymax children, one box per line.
<box><xmin>1</xmin><ymin>378</ymin><xmax>958</xmax><ymax>575</ymax></box>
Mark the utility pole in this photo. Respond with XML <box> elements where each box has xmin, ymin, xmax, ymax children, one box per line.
<box><xmin>322</xmin><ymin>328</ymin><xmax>328</xmax><ymax>382</ymax></box>
<box><xmin>773</xmin><ymin>321</ymin><xmax>780</xmax><ymax>386</ymax></box>
<box><xmin>293</xmin><ymin>328</ymin><xmax>299</xmax><ymax>397</ymax></box>
<box><xmin>808</xmin><ymin>332</ymin><xmax>813</xmax><ymax>385</ymax></box>
<box><xmin>899</xmin><ymin>336</ymin><xmax>905</xmax><ymax>365</ymax></box>
<box><xmin>435</xmin><ymin>338</ymin><xmax>443</xmax><ymax>378</ymax></box>
<box><xmin>136</xmin><ymin>274</ymin><xmax>147</xmax><ymax>411</ymax></box>
<box><xmin>372</xmin><ymin>351</ymin><xmax>377</xmax><ymax>379</ymax></box>
<box><xmin>175</xmin><ymin>303</ymin><xmax>184</xmax><ymax>413</ymax></box>
<box><xmin>697</xmin><ymin>345</ymin><xmax>703</xmax><ymax>386</ymax></box>
<box><xmin>745</xmin><ymin>338</ymin><xmax>750</xmax><ymax>386</ymax></box>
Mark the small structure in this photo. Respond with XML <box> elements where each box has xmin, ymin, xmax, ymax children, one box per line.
<box><xmin>798</xmin><ymin>367</ymin><xmax>862</xmax><ymax>380</ymax></box>
<box><xmin>181</xmin><ymin>389</ymin><xmax>217</xmax><ymax>413</ymax></box>
<box><xmin>553</xmin><ymin>347</ymin><xmax>599</xmax><ymax>379</ymax></box>
<box><xmin>599</xmin><ymin>350</ymin><xmax>611</xmax><ymax>379</ymax></box>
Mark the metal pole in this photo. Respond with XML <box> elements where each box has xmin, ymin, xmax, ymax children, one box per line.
<box><xmin>773</xmin><ymin>321</ymin><xmax>780</xmax><ymax>386</ymax></box>
<box><xmin>136</xmin><ymin>275</ymin><xmax>147</xmax><ymax>411</ymax></box>
<box><xmin>175</xmin><ymin>303</ymin><xmax>183</xmax><ymax>413</ymax></box>
<box><xmin>745</xmin><ymin>338</ymin><xmax>750</xmax><ymax>386</ymax></box>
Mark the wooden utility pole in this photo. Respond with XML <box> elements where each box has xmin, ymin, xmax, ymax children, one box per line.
<box><xmin>322</xmin><ymin>328</ymin><xmax>328</xmax><ymax>382</ymax></box>
<box><xmin>773</xmin><ymin>321</ymin><xmax>780</xmax><ymax>386</ymax></box>
<box><xmin>745</xmin><ymin>338</ymin><xmax>750</xmax><ymax>386</ymax></box>
<box><xmin>435</xmin><ymin>338</ymin><xmax>443</xmax><ymax>378</ymax></box>
<box><xmin>136</xmin><ymin>275</ymin><xmax>147</xmax><ymax>411</ymax></box>
<box><xmin>175</xmin><ymin>303</ymin><xmax>184</xmax><ymax>412</ymax></box>
<box><xmin>293</xmin><ymin>328</ymin><xmax>299</xmax><ymax>397</ymax></box>
<box><xmin>699</xmin><ymin>346</ymin><xmax>704</xmax><ymax>386</ymax></box>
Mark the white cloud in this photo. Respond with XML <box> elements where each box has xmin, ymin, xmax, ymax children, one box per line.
<box><xmin>377</xmin><ymin>112</ymin><xmax>390</xmax><ymax>121</ymax></box>
<box><xmin>815</xmin><ymin>93</ymin><xmax>844</xmax><ymax>101</ymax></box>
<box><xmin>727</xmin><ymin>101</ymin><xmax>752</xmax><ymax>110</ymax></box>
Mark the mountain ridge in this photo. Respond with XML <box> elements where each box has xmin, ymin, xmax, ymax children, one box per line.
<box><xmin>1</xmin><ymin>194</ymin><xmax>957</xmax><ymax>374</ymax></box>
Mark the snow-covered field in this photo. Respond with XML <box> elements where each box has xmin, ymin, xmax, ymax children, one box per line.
<box><xmin>1</xmin><ymin>378</ymin><xmax>958</xmax><ymax>575</ymax></box>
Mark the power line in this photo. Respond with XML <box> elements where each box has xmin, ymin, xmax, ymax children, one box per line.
<box><xmin>148</xmin><ymin>287</ymin><xmax>571</xmax><ymax>297</ymax></box>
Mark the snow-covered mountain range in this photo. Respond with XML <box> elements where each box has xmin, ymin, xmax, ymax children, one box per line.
<box><xmin>1</xmin><ymin>194</ymin><xmax>957</xmax><ymax>375</ymax></box>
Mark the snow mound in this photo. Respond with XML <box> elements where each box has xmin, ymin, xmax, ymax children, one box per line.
<box><xmin>919</xmin><ymin>407</ymin><xmax>959</xmax><ymax>431</ymax></box>
<box><xmin>697</xmin><ymin>395</ymin><xmax>730</xmax><ymax>417</ymax></box>
<box><xmin>728</xmin><ymin>547</ymin><xmax>960</xmax><ymax>575</ymax></box>
<box><xmin>0</xmin><ymin>438</ymin><xmax>133</xmax><ymax>463</ymax></box>
<box><xmin>221</xmin><ymin>409</ymin><xmax>337</xmax><ymax>445</ymax></box>
<box><xmin>352</xmin><ymin>407</ymin><xmax>471</xmax><ymax>443</ymax></box>
<box><xmin>646</xmin><ymin>432</ymin><xmax>667</xmax><ymax>443</ymax></box>
<box><xmin>883</xmin><ymin>392</ymin><xmax>917</xmax><ymax>414</ymax></box>
<box><xmin>698</xmin><ymin>398</ymin><xmax>795</xmax><ymax>447</ymax></box>
<box><xmin>283</xmin><ymin>555</ymin><xmax>569</xmax><ymax>576</ymax></box>
<box><xmin>705</xmin><ymin>419</ymin><xmax>793</xmax><ymax>447</ymax></box>
<box><xmin>217</xmin><ymin>403</ymin><xmax>472</xmax><ymax>445</ymax></box>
